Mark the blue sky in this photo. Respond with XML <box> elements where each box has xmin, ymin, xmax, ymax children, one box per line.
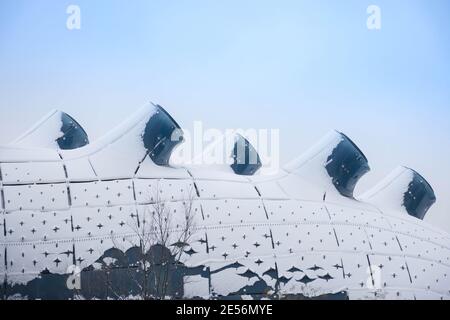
<box><xmin>0</xmin><ymin>0</ymin><xmax>449</xmax><ymax>229</ymax></box>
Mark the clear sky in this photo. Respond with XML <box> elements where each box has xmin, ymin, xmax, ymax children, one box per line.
<box><xmin>1</xmin><ymin>0</ymin><xmax>449</xmax><ymax>230</ymax></box>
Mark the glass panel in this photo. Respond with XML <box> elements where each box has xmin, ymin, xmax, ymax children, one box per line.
<box><xmin>143</xmin><ymin>105</ymin><xmax>183</xmax><ymax>166</ymax></box>
<box><xmin>403</xmin><ymin>170</ymin><xmax>436</xmax><ymax>220</ymax></box>
<box><xmin>325</xmin><ymin>133</ymin><xmax>370</xmax><ymax>198</ymax></box>
<box><xmin>230</xmin><ymin>134</ymin><xmax>262</xmax><ymax>176</ymax></box>
<box><xmin>56</xmin><ymin>112</ymin><xmax>89</xmax><ymax>150</ymax></box>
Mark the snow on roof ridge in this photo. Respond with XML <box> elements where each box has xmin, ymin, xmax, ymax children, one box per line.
<box><xmin>283</xmin><ymin>129</ymin><xmax>342</xmax><ymax>173</ymax></box>
<box><xmin>358</xmin><ymin>166</ymin><xmax>408</xmax><ymax>200</ymax></box>
<box><xmin>60</xmin><ymin>102</ymin><xmax>158</xmax><ymax>160</ymax></box>
<box><xmin>10</xmin><ymin>109</ymin><xmax>61</xmax><ymax>145</ymax></box>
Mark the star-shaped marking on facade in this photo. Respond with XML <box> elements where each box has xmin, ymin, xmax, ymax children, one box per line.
<box><xmin>255</xmin><ymin>259</ymin><xmax>263</xmax><ymax>266</ymax></box>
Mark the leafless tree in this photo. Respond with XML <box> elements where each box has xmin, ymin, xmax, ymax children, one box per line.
<box><xmin>128</xmin><ymin>182</ymin><xmax>197</xmax><ymax>299</ymax></box>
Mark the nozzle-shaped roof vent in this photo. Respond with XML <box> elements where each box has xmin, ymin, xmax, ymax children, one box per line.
<box><xmin>230</xmin><ymin>134</ymin><xmax>262</xmax><ymax>175</ymax></box>
<box><xmin>325</xmin><ymin>132</ymin><xmax>370</xmax><ymax>198</ymax></box>
<box><xmin>143</xmin><ymin>104</ymin><xmax>184</xmax><ymax>166</ymax></box>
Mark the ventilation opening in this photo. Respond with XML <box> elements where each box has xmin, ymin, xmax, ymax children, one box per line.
<box><xmin>143</xmin><ymin>105</ymin><xmax>184</xmax><ymax>166</ymax></box>
<box><xmin>230</xmin><ymin>134</ymin><xmax>262</xmax><ymax>176</ymax></box>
